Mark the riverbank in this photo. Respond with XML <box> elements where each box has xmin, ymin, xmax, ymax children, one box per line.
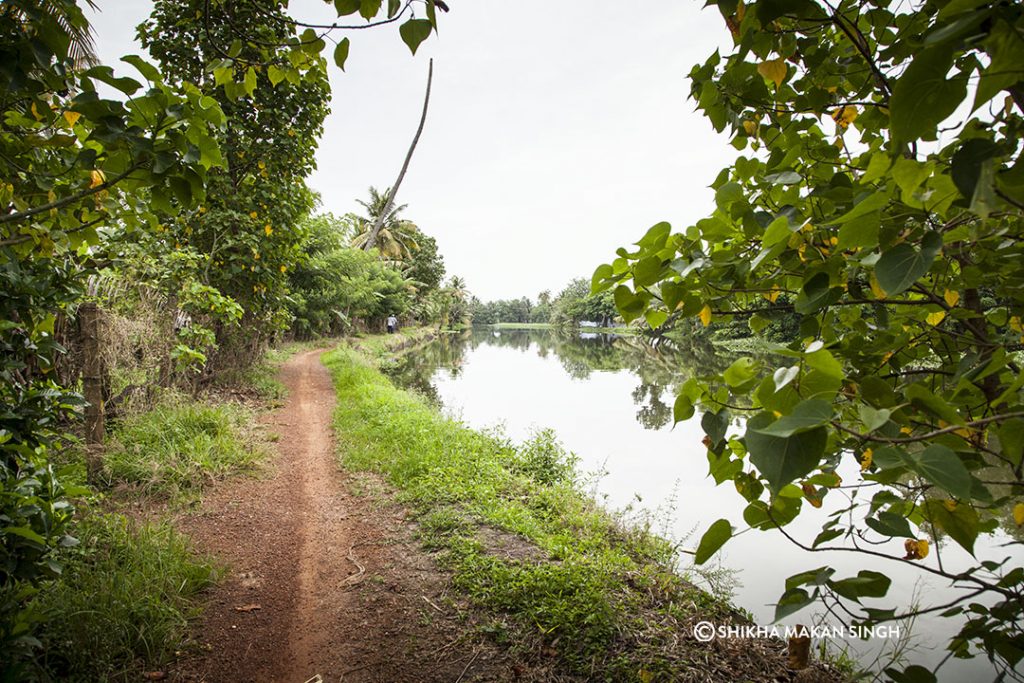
<box><xmin>23</xmin><ymin>332</ymin><xmax>839</xmax><ymax>681</ymax></box>
<box><xmin>323</xmin><ymin>337</ymin><xmax>840</xmax><ymax>681</ymax></box>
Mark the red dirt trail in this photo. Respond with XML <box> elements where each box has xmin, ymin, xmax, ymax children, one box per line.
<box><xmin>172</xmin><ymin>349</ymin><xmax>520</xmax><ymax>683</ymax></box>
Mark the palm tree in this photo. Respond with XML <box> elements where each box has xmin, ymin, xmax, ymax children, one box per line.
<box><xmin>6</xmin><ymin>1</ymin><xmax>99</xmax><ymax>68</ymax></box>
<box><xmin>349</xmin><ymin>186</ymin><xmax>420</xmax><ymax>263</ymax></box>
<box><xmin>443</xmin><ymin>276</ymin><xmax>470</xmax><ymax>328</ymax></box>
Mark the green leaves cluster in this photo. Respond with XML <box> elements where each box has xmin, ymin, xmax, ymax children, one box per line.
<box><xmin>1</xmin><ymin>0</ymin><xmax>225</xmax><ymax>669</ymax></box>
<box><xmin>595</xmin><ymin>0</ymin><xmax>1024</xmax><ymax>676</ymax></box>
<box><xmin>2</xmin><ymin>0</ymin><xmax>446</xmax><ymax>672</ymax></box>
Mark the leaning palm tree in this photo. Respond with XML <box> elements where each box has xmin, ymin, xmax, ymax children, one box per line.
<box><xmin>349</xmin><ymin>187</ymin><xmax>420</xmax><ymax>263</ymax></box>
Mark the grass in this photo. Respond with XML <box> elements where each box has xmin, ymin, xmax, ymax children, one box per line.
<box><xmin>347</xmin><ymin>326</ymin><xmax>436</xmax><ymax>362</ymax></box>
<box><xmin>102</xmin><ymin>395</ymin><xmax>265</xmax><ymax>499</ymax></box>
<box><xmin>322</xmin><ymin>346</ymin><xmax>743</xmax><ymax>680</ymax></box>
<box><xmin>32</xmin><ymin>513</ymin><xmax>215</xmax><ymax>682</ymax></box>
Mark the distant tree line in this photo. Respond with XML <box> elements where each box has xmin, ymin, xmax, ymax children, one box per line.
<box><xmin>470</xmin><ymin>277</ymin><xmax>618</xmax><ymax>327</ymax></box>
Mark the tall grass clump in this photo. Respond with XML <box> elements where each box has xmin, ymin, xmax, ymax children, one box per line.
<box><xmin>103</xmin><ymin>396</ymin><xmax>263</xmax><ymax>498</ymax></box>
<box><xmin>32</xmin><ymin>513</ymin><xmax>214</xmax><ymax>681</ymax></box>
<box><xmin>322</xmin><ymin>347</ymin><xmax>742</xmax><ymax>679</ymax></box>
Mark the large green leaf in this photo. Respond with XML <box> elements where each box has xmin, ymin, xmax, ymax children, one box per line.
<box><xmin>333</xmin><ymin>38</ymin><xmax>351</xmax><ymax>70</ymax></box>
<box><xmin>974</xmin><ymin>20</ymin><xmax>1024</xmax><ymax>110</ymax></box>
<box><xmin>889</xmin><ymin>46</ymin><xmax>968</xmax><ymax>143</ymax></box>
<box><xmin>794</xmin><ymin>272</ymin><xmax>835</xmax><ymax>314</ymax></box>
<box><xmin>925</xmin><ymin>499</ymin><xmax>980</xmax><ymax>555</ymax></box>
<box><xmin>762</xmin><ymin>215</ymin><xmax>794</xmax><ymax>247</ymax></box>
<box><xmin>399</xmin><ymin>19</ymin><xmax>433</xmax><ymax>55</ymax></box>
<box><xmin>875</xmin><ymin>232</ymin><xmax>942</xmax><ymax>296</ymax></box>
<box><xmin>828</xmin><ymin>570</ymin><xmax>892</xmax><ymax>602</ymax></box>
<box><xmin>909</xmin><ymin>445</ymin><xmax>972</xmax><ymax>499</ymax></box>
<box><xmin>724</xmin><ymin>356</ymin><xmax>758</xmax><ymax>387</ymax></box>
<box><xmin>752</xmin><ymin>399</ymin><xmax>833</xmax><ymax>437</ymax></box>
<box><xmin>745</xmin><ymin>413</ymin><xmax>827</xmax><ymax>493</ymax></box>
<box><xmin>694</xmin><ymin>518</ymin><xmax>733</xmax><ymax>564</ymax></box>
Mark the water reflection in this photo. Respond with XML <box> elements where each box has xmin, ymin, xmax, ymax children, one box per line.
<box><xmin>384</xmin><ymin>327</ymin><xmax>1023</xmax><ymax>679</ymax></box>
<box><xmin>384</xmin><ymin>328</ymin><xmax>758</xmax><ymax>432</ymax></box>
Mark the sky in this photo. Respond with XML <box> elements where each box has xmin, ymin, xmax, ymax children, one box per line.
<box><xmin>86</xmin><ymin>1</ymin><xmax>736</xmax><ymax>301</ymax></box>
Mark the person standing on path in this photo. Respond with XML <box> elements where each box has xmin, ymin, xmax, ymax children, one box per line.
<box><xmin>386</xmin><ymin>314</ymin><xmax>398</xmax><ymax>334</ymax></box>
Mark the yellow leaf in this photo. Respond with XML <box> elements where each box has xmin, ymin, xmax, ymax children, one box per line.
<box><xmin>1010</xmin><ymin>316</ymin><xmax>1023</xmax><ymax>333</ymax></box>
<box><xmin>926</xmin><ymin>311</ymin><xmax>946</xmax><ymax>326</ymax></box>
<box><xmin>699</xmin><ymin>305</ymin><xmax>712</xmax><ymax>327</ymax></box>
<box><xmin>257</xmin><ymin>160</ymin><xmax>266</xmax><ymax>170</ymax></box>
<box><xmin>831</xmin><ymin>105</ymin><xmax>858</xmax><ymax>128</ymax></box>
<box><xmin>30</xmin><ymin>102</ymin><xmax>43</xmax><ymax>120</ymax></box>
<box><xmin>860</xmin><ymin>448</ymin><xmax>873</xmax><ymax>471</ymax></box>
<box><xmin>89</xmin><ymin>169</ymin><xmax>105</xmax><ymax>189</ymax></box>
<box><xmin>763</xmin><ymin>285</ymin><xmax>781</xmax><ymax>303</ymax></box>
<box><xmin>900</xmin><ymin>426</ymin><xmax>913</xmax><ymax>435</ymax></box>
<box><xmin>904</xmin><ymin>538</ymin><xmax>929</xmax><ymax>560</ymax></box>
<box><xmin>1014</xmin><ymin>503</ymin><xmax>1024</xmax><ymax>526</ymax></box>
<box><xmin>944</xmin><ymin>289</ymin><xmax>959</xmax><ymax>307</ymax></box>
<box><xmin>757</xmin><ymin>58</ymin><xmax>787</xmax><ymax>87</ymax></box>
<box><xmin>869</xmin><ymin>272</ymin><xmax>887</xmax><ymax>300</ymax></box>
<box><xmin>63</xmin><ymin>110</ymin><xmax>81</xmax><ymax>126</ymax></box>
<box><xmin>742</xmin><ymin>120</ymin><xmax>757</xmax><ymax>136</ymax></box>
<box><xmin>264</xmin><ymin>224</ymin><xmax>273</xmax><ymax>236</ymax></box>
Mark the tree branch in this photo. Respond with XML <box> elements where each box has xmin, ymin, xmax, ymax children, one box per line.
<box><xmin>0</xmin><ymin>163</ymin><xmax>143</xmax><ymax>225</ymax></box>
<box><xmin>364</xmin><ymin>58</ymin><xmax>433</xmax><ymax>252</ymax></box>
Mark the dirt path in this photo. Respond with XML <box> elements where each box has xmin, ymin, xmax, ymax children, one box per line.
<box><xmin>172</xmin><ymin>349</ymin><xmax>529</xmax><ymax>683</ymax></box>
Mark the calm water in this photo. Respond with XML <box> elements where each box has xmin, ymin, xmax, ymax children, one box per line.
<box><xmin>385</xmin><ymin>328</ymin><xmax>1023</xmax><ymax>681</ymax></box>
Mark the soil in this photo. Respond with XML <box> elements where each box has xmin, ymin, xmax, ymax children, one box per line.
<box><xmin>170</xmin><ymin>349</ymin><xmax>535</xmax><ymax>683</ymax></box>
<box><xmin>169</xmin><ymin>348</ymin><xmax>839</xmax><ymax>683</ymax></box>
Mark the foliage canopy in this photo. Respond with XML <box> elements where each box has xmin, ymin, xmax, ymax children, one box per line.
<box><xmin>596</xmin><ymin>0</ymin><xmax>1024</xmax><ymax>677</ymax></box>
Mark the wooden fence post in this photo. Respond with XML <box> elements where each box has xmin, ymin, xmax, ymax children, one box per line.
<box><xmin>79</xmin><ymin>302</ymin><xmax>104</xmax><ymax>483</ymax></box>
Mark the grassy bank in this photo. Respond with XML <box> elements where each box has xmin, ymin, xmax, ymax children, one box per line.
<box><xmin>323</xmin><ymin>345</ymin><xmax>807</xmax><ymax>681</ymax></box>
<box><xmin>100</xmin><ymin>396</ymin><xmax>266</xmax><ymax>500</ymax></box>
<box><xmin>31</xmin><ymin>515</ymin><xmax>215</xmax><ymax>681</ymax></box>
<box><xmin>347</xmin><ymin>325</ymin><xmax>437</xmax><ymax>360</ymax></box>
<box><xmin>19</xmin><ymin>358</ymin><xmax>281</xmax><ymax>680</ymax></box>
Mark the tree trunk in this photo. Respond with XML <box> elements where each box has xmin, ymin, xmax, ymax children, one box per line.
<box><xmin>79</xmin><ymin>302</ymin><xmax>105</xmax><ymax>483</ymax></box>
<box><xmin>364</xmin><ymin>59</ymin><xmax>434</xmax><ymax>251</ymax></box>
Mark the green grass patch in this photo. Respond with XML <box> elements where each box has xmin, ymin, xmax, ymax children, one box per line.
<box><xmin>323</xmin><ymin>347</ymin><xmax>737</xmax><ymax>679</ymax></box>
<box><xmin>102</xmin><ymin>396</ymin><xmax>265</xmax><ymax>499</ymax></box>
<box><xmin>348</xmin><ymin>326</ymin><xmax>435</xmax><ymax>362</ymax></box>
<box><xmin>31</xmin><ymin>513</ymin><xmax>215</xmax><ymax>682</ymax></box>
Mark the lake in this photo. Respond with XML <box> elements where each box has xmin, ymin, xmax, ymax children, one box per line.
<box><xmin>384</xmin><ymin>327</ymin><xmax>1023</xmax><ymax>680</ymax></box>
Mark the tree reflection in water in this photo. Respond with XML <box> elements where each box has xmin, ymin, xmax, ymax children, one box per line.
<box><xmin>383</xmin><ymin>328</ymin><xmax>773</xmax><ymax>430</ymax></box>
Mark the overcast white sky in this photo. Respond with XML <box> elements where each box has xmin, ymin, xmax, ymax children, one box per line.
<box><xmin>86</xmin><ymin>1</ymin><xmax>735</xmax><ymax>301</ymax></box>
